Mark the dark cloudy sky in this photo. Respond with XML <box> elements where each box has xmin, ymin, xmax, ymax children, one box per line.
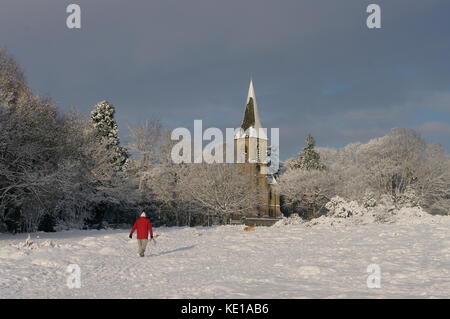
<box><xmin>1</xmin><ymin>0</ymin><xmax>449</xmax><ymax>159</ymax></box>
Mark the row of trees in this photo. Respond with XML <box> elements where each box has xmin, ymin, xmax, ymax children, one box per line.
<box><xmin>279</xmin><ymin>129</ymin><xmax>450</xmax><ymax>219</ymax></box>
<box><xmin>0</xmin><ymin>50</ymin><xmax>258</xmax><ymax>233</ymax></box>
<box><xmin>2</xmin><ymin>48</ymin><xmax>449</xmax><ymax>232</ymax></box>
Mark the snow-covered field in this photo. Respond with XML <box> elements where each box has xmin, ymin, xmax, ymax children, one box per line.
<box><xmin>1</xmin><ymin>217</ymin><xmax>450</xmax><ymax>298</ymax></box>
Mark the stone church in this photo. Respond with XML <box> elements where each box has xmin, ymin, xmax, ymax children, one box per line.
<box><xmin>234</xmin><ymin>80</ymin><xmax>282</xmax><ymax>225</ymax></box>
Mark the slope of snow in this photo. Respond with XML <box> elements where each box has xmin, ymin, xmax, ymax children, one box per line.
<box><xmin>1</xmin><ymin>219</ymin><xmax>450</xmax><ymax>298</ymax></box>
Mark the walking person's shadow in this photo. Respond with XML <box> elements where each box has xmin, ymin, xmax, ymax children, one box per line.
<box><xmin>148</xmin><ymin>245</ymin><xmax>196</xmax><ymax>257</ymax></box>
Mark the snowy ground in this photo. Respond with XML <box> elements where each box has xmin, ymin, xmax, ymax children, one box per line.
<box><xmin>1</xmin><ymin>219</ymin><xmax>450</xmax><ymax>298</ymax></box>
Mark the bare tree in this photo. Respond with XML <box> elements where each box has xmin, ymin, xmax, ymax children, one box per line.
<box><xmin>127</xmin><ymin>119</ymin><xmax>164</xmax><ymax>167</ymax></box>
<box><xmin>177</xmin><ymin>163</ymin><xmax>261</xmax><ymax>224</ymax></box>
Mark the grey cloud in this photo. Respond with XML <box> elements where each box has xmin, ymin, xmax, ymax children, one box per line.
<box><xmin>0</xmin><ymin>0</ymin><xmax>449</xmax><ymax>159</ymax></box>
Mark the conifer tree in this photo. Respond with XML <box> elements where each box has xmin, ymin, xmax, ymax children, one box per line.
<box><xmin>290</xmin><ymin>134</ymin><xmax>326</xmax><ymax>171</ymax></box>
<box><xmin>90</xmin><ymin>100</ymin><xmax>128</xmax><ymax>170</ymax></box>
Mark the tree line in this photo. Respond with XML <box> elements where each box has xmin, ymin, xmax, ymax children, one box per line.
<box><xmin>0</xmin><ymin>50</ymin><xmax>258</xmax><ymax>233</ymax></box>
<box><xmin>280</xmin><ymin>130</ymin><xmax>450</xmax><ymax>219</ymax></box>
<box><xmin>2</xmin><ymin>49</ymin><xmax>449</xmax><ymax>233</ymax></box>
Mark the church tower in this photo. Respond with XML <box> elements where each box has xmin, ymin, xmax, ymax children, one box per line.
<box><xmin>234</xmin><ymin>80</ymin><xmax>281</xmax><ymax>224</ymax></box>
<box><xmin>235</xmin><ymin>80</ymin><xmax>268</xmax><ymax>166</ymax></box>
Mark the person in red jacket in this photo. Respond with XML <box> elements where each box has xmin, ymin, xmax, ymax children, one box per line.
<box><xmin>129</xmin><ymin>212</ymin><xmax>154</xmax><ymax>257</ymax></box>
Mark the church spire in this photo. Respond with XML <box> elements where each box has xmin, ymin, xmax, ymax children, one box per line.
<box><xmin>242</xmin><ymin>79</ymin><xmax>263</xmax><ymax>132</ymax></box>
<box><xmin>246</xmin><ymin>78</ymin><xmax>256</xmax><ymax>104</ymax></box>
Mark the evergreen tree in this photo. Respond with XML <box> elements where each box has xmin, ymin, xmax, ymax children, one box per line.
<box><xmin>90</xmin><ymin>100</ymin><xmax>128</xmax><ymax>170</ymax></box>
<box><xmin>290</xmin><ymin>134</ymin><xmax>326</xmax><ymax>171</ymax></box>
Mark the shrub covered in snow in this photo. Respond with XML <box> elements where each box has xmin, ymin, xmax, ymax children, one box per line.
<box><xmin>325</xmin><ymin>196</ymin><xmax>367</xmax><ymax>218</ymax></box>
<box><xmin>300</xmin><ymin>195</ymin><xmax>438</xmax><ymax>227</ymax></box>
<box><xmin>273</xmin><ymin>213</ymin><xmax>303</xmax><ymax>226</ymax></box>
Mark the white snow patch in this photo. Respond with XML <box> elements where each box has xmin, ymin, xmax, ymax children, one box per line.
<box><xmin>301</xmin><ymin>196</ymin><xmax>444</xmax><ymax>228</ymax></box>
<box><xmin>274</xmin><ymin>214</ymin><xmax>303</xmax><ymax>226</ymax></box>
<box><xmin>1</xmin><ymin>217</ymin><xmax>450</xmax><ymax>298</ymax></box>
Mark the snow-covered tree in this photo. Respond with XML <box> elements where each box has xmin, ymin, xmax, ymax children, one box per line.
<box><xmin>279</xmin><ymin>168</ymin><xmax>336</xmax><ymax>219</ymax></box>
<box><xmin>58</xmin><ymin>111</ymin><xmax>140</xmax><ymax>229</ymax></box>
<box><xmin>288</xmin><ymin>134</ymin><xmax>326</xmax><ymax>171</ymax></box>
<box><xmin>0</xmin><ymin>81</ymin><xmax>66</xmax><ymax>232</ymax></box>
<box><xmin>0</xmin><ymin>49</ymin><xmax>30</xmax><ymax>107</ymax></box>
<box><xmin>178</xmin><ymin>163</ymin><xmax>260</xmax><ymax>220</ymax></box>
<box><xmin>127</xmin><ymin>119</ymin><xmax>165</xmax><ymax>168</ymax></box>
<box><xmin>90</xmin><ymin>100</ymin><xmax>128</xmax><ymax>171</ymax></box>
